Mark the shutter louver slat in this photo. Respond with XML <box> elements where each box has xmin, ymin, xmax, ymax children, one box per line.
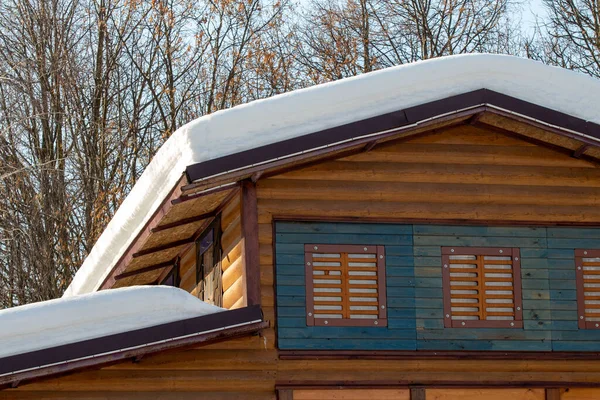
<box><xmin>443</xmin><ymin>247</ymin><xmax>522</xmax><ymax>328</ymax></box>
<box><xmin>576</xmin><ymin>250</ymin><xmax>600</xmax><ymax>329</ymax></box>
<box><xmin>305</xmin><ymin>244</ymin><xmax>387</xmax><ymax>327</ymax></box>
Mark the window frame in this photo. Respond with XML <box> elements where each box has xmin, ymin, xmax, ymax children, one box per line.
<box><xmin>304</xmin><ymin>244</ymin><xmax>387</xmax><ymax>327</ymax></box>
<box><xmin>195</xmin><ymin>216</ymin><xmax>223</xmax><ymax>306</ymax></box>
<box><xmin>159</xmin><ymin>257</ymin><xmax>180</xmax><ymax>287</ymax></box>
<box><xmin>575</xmin><ymin>249</ymin><xmax>600</xmax><ymax>330</ymax></box>
<box><xmin>441</xmin><ymin>246</ymin><xmax>523</xmax><ymax>329</ymax></box>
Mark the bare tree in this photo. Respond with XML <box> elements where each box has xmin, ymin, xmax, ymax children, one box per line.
<box><xmin>297</xmin><ymin>0</ymin><xmax>516</xmax><ymax>82</ymax></box>
<box><xmin>0</xmin><ymin>0</ymin><xmax>533</xmax><ymax>309</ymax></box>
<box><xmin>535</xmin><ymin>0</ymin><xmax>600</xmax><ymax>78</ymax></box>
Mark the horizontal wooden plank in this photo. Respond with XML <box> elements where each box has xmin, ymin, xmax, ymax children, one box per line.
<box><xmin>259</xmin><ymin>199</ymin><xmax>600</xmax><ymax>224</ymax></box>
<box><xmin>270</xmin><ymin>161</ymin><xmax>600</xmax><ymax>188</ymax></box>
<box><xmin>426</xmin><ymin>388</ymin><xmax>544</xmax><ymax>400</ymax></box>
<box><xmin>347</xmin><ymin>141</ymin><xmax>596</xmax><ymax>168</ymax></box>
<box><xmin>293</xmin><ymin>389</ymin><xmax>410</xmax><ymax>400</ymax></box>
<box><xmin>560</xmin><ymin>388</ymin><xmax>600</xmax><ymax>399</ymax></box>
<box><xmin>278</xmin><ymin>339</ymin><xmax>417</xmax><ymax>350</ymax></box>
<box><xmin>260</xmin><ymin>180</ymin><xmax>600</xmax><ymax>207</ymax></box>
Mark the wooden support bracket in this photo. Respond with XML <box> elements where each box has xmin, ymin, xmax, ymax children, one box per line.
<box><xmin>132</xmin><ymin>238</ymin><xmax>194</xmax><ymax>258</ymax></box>
<box><xmin>115</xmin><ymin>259</ymin><xmax>176</xmax><ymax>280</ymax></box>
<box><xmin>573</xmin><ymin>144</ymin><xmax>590</xmax><ymax>158</ymax></box>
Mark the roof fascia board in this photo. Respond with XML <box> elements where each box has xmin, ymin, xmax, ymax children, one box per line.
<box><xmin>185</xmin><ymin>89</ymin><xmax>600</xmax><ymax>184</ymax></box>
<box><xmin>0</xmin><ymin>305</ymin><xmax>264</xmax><ymax>387</ymax></box>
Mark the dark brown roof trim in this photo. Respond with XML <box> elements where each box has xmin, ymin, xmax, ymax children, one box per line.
<box><xmin>0</xmin><ymin>305</ymin><xmax>265</xmax><ymax>389</ymax></box>
<box><xmin>185</xmin><ymin>89</ymin><xmax>600</xmax><ymax>183</ymax></box>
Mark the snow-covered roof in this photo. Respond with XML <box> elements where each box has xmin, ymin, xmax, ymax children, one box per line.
<box><xmin>64</xmin><ymin>53</ymin><xmax>600</xmax><ymax>297</ymax></box>
<box><xmin>0</xmin><ymin>286</ymin><xmax>224</xmax><ymax>359</ymax></box>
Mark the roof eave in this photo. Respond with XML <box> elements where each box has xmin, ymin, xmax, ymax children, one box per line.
<box><xmin>0</xmin><ymin>305</ymin><xmax>266</xmax><ymax>390</ymax></box>
<box><xmin>184</xmin><ymin>88</ymin><xmax>600</xmax><ymax>186</ymax></box>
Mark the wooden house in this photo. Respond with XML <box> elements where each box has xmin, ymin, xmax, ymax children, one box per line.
<box><xmin>3</xmin><ymin>54</ymin><xmax>600</xmax><ymax>400</ymax></box>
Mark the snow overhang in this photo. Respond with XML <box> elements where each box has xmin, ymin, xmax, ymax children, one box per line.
<box><xmin>0</xmin><ymin>293</ymin><xmax>265</xmax><ymax>389</ymax></box>
<box><xmin>64</xmin><ymin>54</ymin><xmax>600</xmax><ymax>297</ymax></box>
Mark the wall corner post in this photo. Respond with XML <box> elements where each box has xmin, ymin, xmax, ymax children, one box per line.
<box><xmin>241</xmin><ymin>179</ymin><xmax>261</xmax><ymax>307</ymax></box>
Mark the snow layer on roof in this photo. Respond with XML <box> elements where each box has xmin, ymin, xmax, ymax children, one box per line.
<box><xmin>0</xmin><ymin>286</ymin><xmax>224</xmax><ymax>358</ymax></box>
<box><xmin>64</xmin><ymin>53</ymin><xmax>600</xmax><ymax>297</ymax></box>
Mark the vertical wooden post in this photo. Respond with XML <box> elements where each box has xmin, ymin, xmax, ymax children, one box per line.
<box><xmin>241</xmin><ymin>180</ymin><xmax>261</xmax><ymax>306</ymax></box>
<box><xmin>545</xmin><ymin>388</ymin><xmax>561</xmax><ymax>400</ymax></box>
<box><xmin>411</xmin><ymin>388</ymin><xmax>426</xmax><ymax>400</ymax></box>
<box><xmin>277</xmin><ymin>389</ymin><xmax>293</xmax><ymax>400</ymax></box>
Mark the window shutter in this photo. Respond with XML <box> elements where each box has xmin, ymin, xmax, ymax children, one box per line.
<box><xmin>305</xmin><ymin>244</ymin><xmax>387</xmax><ymax>327</ymax></box>
<box><xmin>576</xmin><ymin>249</ymin><xmax>600</xmax><ymax>329</ymax></box>
<box><xmin>442</xmin><ymin>247</ymin><xmax>522</xmax><ymax>328</ymax></box>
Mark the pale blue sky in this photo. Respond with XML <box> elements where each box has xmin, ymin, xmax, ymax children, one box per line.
<box><xmin>521</xmin><ymin>0</ymin><xmax>547</xmax><ymax>35</ymax></box>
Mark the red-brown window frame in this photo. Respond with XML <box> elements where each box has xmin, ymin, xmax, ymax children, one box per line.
<box><xmin>305</xmin><ymin>244</ymin><xmax>387</xmax><ymax>327</ymax></box>
<box><xmin>575</xmin><ymin>249</ymin><xmax>600</xmax><ymax>330</ymax></box>
<box><xmin>442</xmin><ymin>247</ymin><xmax>523</xmax><ymax>329</ymax></box>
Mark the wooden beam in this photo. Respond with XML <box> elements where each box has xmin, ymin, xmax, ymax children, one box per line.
<box><xmin>241</xmin><ymin>180</ymin><xmax>261</xmax><ymax>307</ymax></box>
<box><xmin>474</xmin><ymin>121</ymin><xmax>600</xmax><ymax>167</ymax></box>
<box><xmin>251</xmin><ymin>171</ymin><xmax>263</xmax><ymax>183</ymax></box>
<box><xmin>132</xmin><ymin>237</ymin><xmax>194</xmax><ymax>258</ymax></box>
<box><xmin>545</xmin><ymin>389</ymin><xmax>561</xmax><ymax>400</ymax></box>
<box><xmin>277</xmin><ymin>389</ymin><xmax>294</xmax><ymax>400</ymax></box>
<box><xmin>99</xmin><ymin>174</ymin><xmax>187</xmax><ymax>290</ymax></box>
<box><xmin>151</xmin><ymin>211</ymin><xmax>215</xmax><ymax>233</ymax></box>
<box><xmin>466</xmin><ymin>111</ymin><xmax>484</xmax><ymax>125</ymax></box>
<box><xmin>363</xmin><ymin>140</ymin><xmax>378</xmax><ymax>152</ymax></box>
<box><xmin>278</xmin><ymin>349</ymin><xmax>600</xmax><ymax>360</ymax></box>
<box><xmin>173</xmin><ymin>183</ymin><xmax>237</xmax><ymax>205</ymax></box>
<box><xmin>410</xmin><ymin>388</ymin><xmax>426</xmax><ymax>400</ymax></box>
<box><xmin>153</xmin><ymin>186</ymin><xmax>240</xmax><ymax>234</ymax></box>
<box><xmin>573</xmin><ymin>144</ymin><xmax>590</xmax><ymax>158</ymax></box>
<box><xmin>115</xmin><ymin>259</ymin><xmax>176</xmax><ymax>280</ymax></box>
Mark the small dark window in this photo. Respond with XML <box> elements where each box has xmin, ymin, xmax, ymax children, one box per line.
<box><xmin>196</xmin><ymin>217</ymin><xmax>222</xmax><ymax>306</ymax></box>
<box><xmin>160</xmin><ymin>258</ymin><xmax>180</xmax><ymax>287</ymax></box>
<box><xmin>442</xmin><ymin>247</ymin><xmax>522</xmax><ymax>328</ymax></box>
<box><xmin>305</xmin><ymin>244</ymin><xmax>387</xmax><ymax>327</ymax></box>
<box><xmin>575</xmin><ymin>249</ymin><xmax>600</xmax><ymax>329</ymax></box>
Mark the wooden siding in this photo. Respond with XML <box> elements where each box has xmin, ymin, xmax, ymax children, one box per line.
<box><xmin>425</xmin><ymin>388</ymin><xmax>544</xmax><ymax>400</ymax></box>
<box><xmin>257</xmin><ymin>125</ymin><xmax>600</xmax><ymax>224</ymax></box>
<box><xmin>221</xmin><ymin>191</ymin><xmax>245</xmax><ymax>309</ymax></box>
<box><xmin>8</xmin><ymin>123</ymin><xmax>600</xmax><ymax>398</ymax></box>
<box><xmin>9</xmin><ymin>352</ymin><xmax>600</xmax><ymax>399</ymax></box>
<box><xmin>275</xmin><ymin>221</ymin><xmax>600</xmax><ymax>351</ymax></box>
<box><xmin>179</xmin><ymin>242</ymin><xmax>197</xmax><ymax>293</ymax></box>
<box><xmin>277</xmin><ymin>222</ymin><xmax>415</xmax><ymax>350</ymax></box>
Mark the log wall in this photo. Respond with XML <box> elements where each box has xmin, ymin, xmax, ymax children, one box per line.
<box><xmin>6</xmin><ymin>124</ymin><xmax>600</xmax><ymax>399</ymax></box>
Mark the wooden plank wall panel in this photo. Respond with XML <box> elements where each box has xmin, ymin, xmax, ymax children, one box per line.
<box><xmin>414</xmin><ymin>224</ymin><xmax>552</xmax><ymax>351</ymax></box>
<box><xmin>259</xmin><ymin>126</ymin><xmax>600</xmax><ymax>225</ymax></box>
<box><xmin>275</xmin><ymin>222</ymin><xmax>416</xmax><ymax>350</ymax></box>
<box><xmin>179</xmin><ymin>244</ymin><xmax>197</xmax><ymax>292</ymax></box>
<box><xmin>276</xmin><ymin>222</ymin><xmax>600</xmax><ymax>351</ymax></box>
<box><xmin>559</xmin><ymin>388</ymin><xmax>600</xmax><ymax>399</ymax></box>
<box><xmin>547</xmin><ymin>228</ymin><xmax>600</xmax><ymax>351</ymax></box>
<box><xmin>426</xmin><ymin>388</ymin><xmax>544</xmax><ymax>400</ymax></box>
<box><xmin>221</xmin><ymin>192</ymin><xmax>246</xmax><ymax>309</ymax></box>
<box><xmin>262</xmin><ymin>125</ymin><xmax>600</xmax><ymax>352</ymax></box>
<box><xmin>8</xmin><ymin>125</ymin><xmax>600</xmax><ymax>398</ymax></box>
<box><xmin>293</xmin><ymin>389</ymin><xmax>410</xmax><ymax>399</ymax></box>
